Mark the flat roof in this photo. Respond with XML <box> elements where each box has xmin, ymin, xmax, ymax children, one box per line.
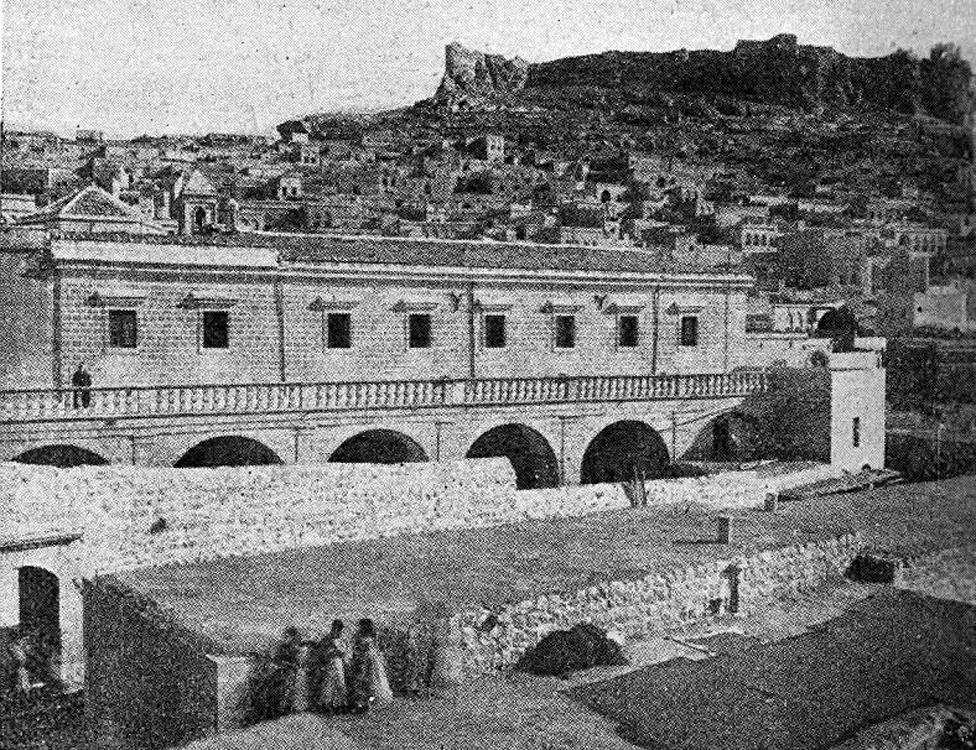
<box><xmin>52</xmin><ymin>237</ymin><xmax>278</xmax><ymax>269</ymax></box>
<box><xmin>36</xmin><ymin>230</ymin><xmax>752</xmax><ymax>280</ymax></box>
<box><xmin>117</xmin><ymin>476</ymin><xmax>975</xmax><ymax>656</ymax></box>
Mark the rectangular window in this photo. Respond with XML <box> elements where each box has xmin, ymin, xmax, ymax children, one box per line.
<box><xmin>202</xmin><ymin>310</ymin><xmax>229</xmax><ymax>349</ymax></box>
<box><xmin>680</xmin><ymin>315</ymin><xmax>699</xmax><ymax>347</ymax></box>
<box><xmin>555</xmin><ymin>315</ymin><xmax>576</xmax><ymax>349</ymax></box>
<box><xmin>408</xmin><ymin>313</ymin><xmax>432</xmax><ymax>349</ymax></box>
<box><xmin>326</xmin><ymin>312</ymin><xmax>352</xmax><ymax>349</ymax></box>
<box><xmin>108</xmin><ymin>309</ymin><xmax>137</xmax><ymax>349</ymax></box>
<box><xmin>852</xmin><ymin>417</ymin><xmax>861</xmax><ymax>448</ymax></box>
<box><xmin>484</xmin><ymin>314</ymin><xmax>506</xmax><ymax>349</ymax></box>
<box><xmin>618</xmin><ymin>315</ymin><xmax>639</xmax><ymax>348</ymax></box>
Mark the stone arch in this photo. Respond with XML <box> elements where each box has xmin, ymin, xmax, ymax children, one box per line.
<box><xmin>17</xmin><ymin>565</ymin><xmax>61</xmax><ymax>681</ymax></box>
<box><xmin>580</xmin><ymin>420</ymin><xmax>670</xmax><ymax>484</ymax></box>
<box><xmin>329</xmin><ymin>429</ymin><xmax>428</xmax><ymax>464</ymax></box>
<box><xmin>174</xmin><ymin>436</ymin><xmax>283</xmax><ymax>468</ymax></box>
<box><xmin>683</xmin><ymin>410</ymin><xmax>769</xmax><ymax>462</ymax></box>
<box><xmin>466</xmin><ymin>423</ymin><xmax>560</xmax><ymax>490</ymax></box>
<box><xmin>13</xmin><ymin>444</ymin><xmax>108</xmax><ymax>468</ymax></box>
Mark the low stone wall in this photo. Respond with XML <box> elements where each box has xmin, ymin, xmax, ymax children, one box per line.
<box><xmin>0</xmin><ymin>459</ymin><xmax>519</xmax><ymax>572</ymax></box>
<box><xmin>451</xmin><ymin>532</ymin><xmax>862</xmax><ymax>674</ymax></box>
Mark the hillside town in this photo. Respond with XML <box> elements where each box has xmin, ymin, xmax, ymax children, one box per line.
<box><xmin>1</xmin><ymin>24</ymin><xmax>975</xmax><ymax>750</ymax></box>
<box><xmin>3</xmin><ymin>42</ymin><xmax>975</xmax><ymax>347</ymax></box>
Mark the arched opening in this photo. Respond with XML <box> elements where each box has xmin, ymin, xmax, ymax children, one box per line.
<box><xmin>17</xmin><ymin>566</ymin><xmax>61</xmax><ymax>687</ymax></box>
<box><xmin>193</xmin><ymin>206</ymin><xmax>207</xmax><ymax>230</ymax></box>
<box><xmin>329</xmin><ymin>430</ymin><xmax>428</xmax><ymax>464</ymax></box>
<box><xmin>581</xmin><ymin>421</ymin><xmax>670</xmax><ymax>484</ymax></box>
<box><xmin>466</xmin><ymin>424</ymin><xmax>560</xmax><ymax>490</ymax></box>
<box><xmin>13</xmin><ymin>444</ymin><xmax>108</xmax><ymax>468</ymax></box>
<box><xmin>174</xmin><ymin>436</ymin><xmax>283</xmax><ymax>468</ymax></box>
<box><xmin>684</xmin><ymin>411</ymin><xmax>769</xmax><ymax>462</ymax></box>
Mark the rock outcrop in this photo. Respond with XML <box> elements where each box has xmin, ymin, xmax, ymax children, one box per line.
<box><xmin>434</xmin><ymin>42</ymin><xmax>529</xmax><ymax>109</ymax></box>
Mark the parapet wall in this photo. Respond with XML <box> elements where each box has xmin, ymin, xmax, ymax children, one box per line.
<box><xmin>0</xmin><ymin>460</ymin><xmax>821</xmax><ymax>574</ymax></box>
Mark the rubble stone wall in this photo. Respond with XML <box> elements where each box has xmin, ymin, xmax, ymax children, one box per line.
<box><xmin>451</xmin><ymin>532</ymin><xmax>862</xmax><ymax>674</ymax></box>
<box><xmin>0</xmin><ymin>461</ymin><xmax>819</xmax><ymax>574</ymax></box>
<box><xmin>0</xmin><ymin>459</ymin><xmax>518</xmax><ymax>572</ymax></box>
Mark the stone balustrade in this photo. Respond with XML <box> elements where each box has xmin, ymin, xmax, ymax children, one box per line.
<box><xmin>0</xmin><ymin>371</ymin><xmax>767</xmax><ymax>422</ymax></box>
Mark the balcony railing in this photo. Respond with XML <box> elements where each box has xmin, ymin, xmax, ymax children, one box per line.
<box><xmin>0</xmin><ymin>371</ymin><xmax>768</xmax><ymax>423</ymax></box>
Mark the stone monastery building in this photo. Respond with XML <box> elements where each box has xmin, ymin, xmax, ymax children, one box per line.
<box><xmin>0</xmin><ymin>225</ymin><xmax>882</xmax><ymax>485</ymax></box>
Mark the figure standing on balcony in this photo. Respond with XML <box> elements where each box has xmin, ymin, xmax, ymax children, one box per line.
<box><xmin>71</xmin><ymin>363</ymin><xmax>92</xmax><ymax>409</ymax></box>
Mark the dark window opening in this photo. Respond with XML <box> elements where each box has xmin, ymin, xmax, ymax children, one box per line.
<box><xmin>680</xmin><ymin>315</ymin><xmax>699</xmax><ymax>347</ymax></box>
<box><xmin>327</xmin><ymin>312</ymin><xmax>352</xmax><ymax>349</ymax></box>
<box><xmin>618</xmin><ymin>315</ymin><xmax>639</xmax><ymax>348</ymax></box>
<box><xmin>555</xmin><ymin>315</ymin><xmax>576</xmax><ymax>349</ymax></box>
<box><xmin>485</xmin><ymin>314</ymin><xmax>506</xmax><ymax>348</ymax></box>
<box><xmin>108</xmin><ymin>309</ymin><xmax>137</xmax><ymax>349</ymax></box>
<box><xmin>408</xmin><ymin>313</ymin><xmax>432</xmax><ymax>349</ymax></box>
<box><xmin>202</xmin><ymin>310</ymin><xmax>229</xmax><ymax>349</ymax></box>
<box><xmin>852</xmin><ymin>417</ymin><xmax>861</xmax><ymax>448</ymax></box>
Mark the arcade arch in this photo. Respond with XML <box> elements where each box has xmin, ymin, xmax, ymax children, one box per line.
<box><xmin>328</xmin><ymin>429</ymin><xmax>428</xmax><ymax>464</ymax></box>
<box><xmin>13</xmin><ymin>444</ymin><xmax>108</xmax><ymax>468</ymax></box>
<box><xmin>174</xmin><ymin>436</ymin><xmax>283</xmax><ymax>468</ymax></box>
<box><xmin>465</xmin><ymin>423</ymin><xmax>560</xmax><ymax>490</ymax></box>
<box><xmin>580</xmin><ymin>420</ymin><xmax>670</xmax><ymax>484</ymax></box>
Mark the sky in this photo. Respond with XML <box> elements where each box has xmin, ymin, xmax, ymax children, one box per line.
<box><xmin>2</xmin><ymin>0</ymin><xmax>974</xmax><ymax>138</ymax></box>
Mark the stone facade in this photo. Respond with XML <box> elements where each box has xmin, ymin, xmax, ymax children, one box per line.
<box><xmin>0</xmin><ymin>233</ymin><xmax>757</xmax><ymax>389</ymax></box>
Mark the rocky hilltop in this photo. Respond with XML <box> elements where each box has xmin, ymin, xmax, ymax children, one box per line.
<box><xmin>429</xmin><ymin>34</ymin><xmax>973</xmax><ymax>125</ymax></box>
<box><xmin>434</xmin><ymin>42</ymin><xmax>530</xmax><ymax>109</ymax></box>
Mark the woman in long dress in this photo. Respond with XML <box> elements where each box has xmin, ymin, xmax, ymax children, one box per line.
<box><xmin>349</xmin><ymin>618</ymin><xmax>392</xmax><ymax>712</ymax></box>
<box><xmin>314</xmin><ymin>620</ymin><xmax>348</xmax><ymax>714</ymax></box>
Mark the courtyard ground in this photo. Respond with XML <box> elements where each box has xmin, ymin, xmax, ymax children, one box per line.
<box><xmin>570</xmin><ymin>588</ymin><xmax>976</xmax><ymax>750</ymax></box>
<box><xmin>120</xmin><ymin>475</ymin><xmax>976</xmax><ymax>654</ymax></box>
<box><xmin>203</xmin><ymin>580</ymin><xmax>975</xmax><ymax>750</ymax></box>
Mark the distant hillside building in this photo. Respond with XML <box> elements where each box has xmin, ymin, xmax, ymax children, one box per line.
<box><xmin>16</xmin><ymin>184</ymin><xmax>169</xmax><ymax>236</ymax></box>
<box><xmin>914</xmin><ymin>278</ymin><xmax>976</xmax><ymax>333</ymax></box>
<box><xmin>276</xmin><ymin>120</ymin><xmax>310</xmax><ymax>145</ymax></box>
<box><xmin>174</xmin><ymin>170</ymin><xmax>220</xmax><ymax>235</ymax></box>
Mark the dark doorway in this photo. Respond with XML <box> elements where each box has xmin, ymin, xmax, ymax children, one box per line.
<box><xmin>193</xmin><ymin>206</ymin><xmax>207</xmax><ymax>231</ymax></box>
<box><xmin>174</xmin><ymin>436</ymin><xmax>283</xmax><ymax>468</ymax></box>
<box><xmin>466</xmin><ymin>423</ymin><xmax>560</xmax><ymax>489</ymax></box>
<box><xmin>581</xmin><ymin>421</ymin><xmax>670</xmax><ymax>484</ymax></box>
<box><xmin>329</xmin><ymin>430</ymin><xmax>428</xmax><ymax>464</ymax></box>
<box><xmin>18</xmin><ymin>567</ymin><xmax>60</xmax><ymax>683</ymax></box>
<box><xmin>13</xmin><ymin>445</ymin><xmax>108</xmax><ymax>468</ymax></box>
